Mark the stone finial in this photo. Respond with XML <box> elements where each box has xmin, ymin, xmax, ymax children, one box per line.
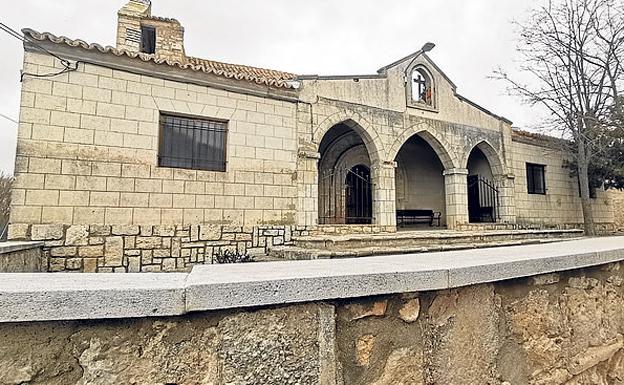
<box><xmin>119</xmin><ymin>0</ymin><xmax>152</xmax><ymax>17</ymax></box>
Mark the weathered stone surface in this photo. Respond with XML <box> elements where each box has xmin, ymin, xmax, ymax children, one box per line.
<box><xmin>65</xmin><ymin>225</ymin><xmax>89</xmax><ymax>246</ymax></box>
<box><xmin>398</xmin><ymin>298</ymin><xmax>420</xmax><ymax>323</ymax></box>
<box><xmin>532</xmin><ymin>272</ymin><xmax>560</xmax><ymax>286</ymax></box>
<box><xmin>425</xmin><ymin>284</ymin><xmax>500</xmax><ymax>385</ymax></box>
<box><xmin>505</xmin><ymin>271</ymin><xmax>624</xmax><ymax>385</ymax></box>
<box><xmin>370</xmin><ymin>347</ymin><xmax>424</xmax><ymax>385</ymax></box>
<box><xmin>0</xmin><ymin>303</ymin><xmax>323</xmax><ymax>385</ymax></box>
<box><xmin>30</xmin><ymin>224</ymin><xmax>63</xmax><ymax>241</ymax></box>
<box><xmin>75</xmin><ymin>321</ymin><xmax>219</xmax><ymax>385</ymax></box>
<box><xmin>104</xmin><ymin>236</ymin><xmax>123</xmax><ymax>266</ymax></box>
<box><xmin>356</xmin><ymin>334</ymin><xmax>376</xmax><ymax>367</ymax></box>
<box><xmin>344</xmin><ymin>300</ymin><xmax>388</xmax><ymax>321</ymax></box>
<box><xmin>218</xmin><ymin>304</ymin><xmax>320</xmax><ymax>385</ymax></box>
<box><xmin>0</xmin><ymin>244</ymin><xmax>44</xmax><ymax>273</ymax></box>
<box><xmin>5</xmin><ymin>255</ymin><xmax>624</xmax><ymax>384</ymax></box>
<box><xmin>0</xmin><ymin>319</ymin><xmax>219</xmax><ymax>385</ymax></box>
<box><xmin>199</xmin><ymin>225</ymin><xmax>221</xmax><ymax>241</ymax></box>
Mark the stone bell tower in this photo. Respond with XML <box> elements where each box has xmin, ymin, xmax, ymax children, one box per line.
<box><xmin>116</xmin><ymin>0</ymin><xmax>186</xmax><ymax>62</ymax></box>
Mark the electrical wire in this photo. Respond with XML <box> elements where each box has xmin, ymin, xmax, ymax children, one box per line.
<box><xmin>0</xmin><ymin>113</ymin><xmax>18</xmax><ymax>125</ymax></box>
<box><xmin>0</xmin><ymin>21</ymin><xmax>80</xmax><ymax>80</ymax></box>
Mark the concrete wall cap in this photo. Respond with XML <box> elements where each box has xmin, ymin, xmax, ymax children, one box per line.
<box><xmin>1</xmin><ymin>237</ymin><xmax>623</xmax><ymax>323</ymax></box>
<box><xmin>0</xmin><ymin>241</ymin><xmax>44</xmax><ymax>255</ymax></box>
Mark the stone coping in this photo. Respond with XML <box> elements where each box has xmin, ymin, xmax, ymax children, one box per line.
<box><xmin>295</xmin><ymin>228</ymin><xmax>584</xmax><ymax>241</ymax></box>
<box><xmin>0</xmin><ymin>236</ymin><xmax>623</xmax><ymax>323</ymax></box>
<box><xmin>0</xmin><ymin>241</ymin><xmax>44</xmax><ymax>255</ymax></box>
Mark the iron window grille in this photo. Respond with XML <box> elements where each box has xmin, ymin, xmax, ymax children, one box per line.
<box><xmin>526</xmin><ymin>163</ymin><xmax>546</xmax><ymax>195</ymax></box>
<box><xmin>158</xmin><ymin>113</ymin><xmax>228</xmax><ymax>172</ymax></box>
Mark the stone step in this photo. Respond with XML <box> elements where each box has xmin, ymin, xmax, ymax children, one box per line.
<box><xmin>269</xmin><ymin>236</ymin><xmax>586</xmax><ymax>261</ymax></box>
<box><xmin>291</xmin><ymin>229</ymin><xmax>584</xmax><ymax>251</ymax></box>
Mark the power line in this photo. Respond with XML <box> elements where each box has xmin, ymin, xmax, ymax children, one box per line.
<box><xmin>0</xmin><ymin>113</ymin><xmax>18</xmax><ymax>125</ymax></box>
<box><xmin>0</xmin><ymin>22</ymin><xmax>70</xmax><ymax>66</ymax></box>
<box><xmin>0</xmin><ymin>21</ymin><xmax>79</xmax><ymax>80</ymax></box>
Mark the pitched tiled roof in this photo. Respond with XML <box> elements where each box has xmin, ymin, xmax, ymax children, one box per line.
<box><xmin>512</xmin><ymin>129</ymin><xmax>569</xmax><ymax>148</ymax></box>
<box><xmin>22</xmin><ymin>28</ymin><xmax>298</xmax><ymax>89</ymax></box>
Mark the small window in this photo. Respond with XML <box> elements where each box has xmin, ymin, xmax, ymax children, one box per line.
<box><xmin>140</xmin><ymin>26</ymin><xmax>156</xmax><ymax>54</ymax></box>
<box><xmin>411</xmin><ymin>68</ymin><xmax>433</xmax><ymax>106</ymax></box>
<box><xmin>526</xmin><ymin>163</ymin><xmax>546</xmax><ymax>195</ymax></box>
<box><xmin>159</xmin><ymin>114</ymin><xmax>227</xmax><ymax>172</ymax></box>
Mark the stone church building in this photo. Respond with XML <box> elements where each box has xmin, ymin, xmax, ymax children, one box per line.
<box><xmin>9</xmin><ymin>1</ymin><xmax>618</xmax><ymax>272</ymax></box>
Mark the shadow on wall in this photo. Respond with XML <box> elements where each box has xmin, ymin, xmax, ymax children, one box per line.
<box><xmin>0</xmin><ymin>172</ymin><xmax>13</xmax><ymax>240</ymax></box>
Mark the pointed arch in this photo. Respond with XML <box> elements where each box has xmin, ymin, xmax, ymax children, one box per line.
<box><xmin>464</xmin><ymin>140</ymin><xmax>505</xmax><ymax>176</ymax></box>
<box><xmin>314</xmin><ymin>112</ymin><xmax>384</xmax><ymax>165</ymax></box>
<box><xmin>387</xmin><ymin>122</ymin><xmax>457</xmax><ymax>170</ymax></box>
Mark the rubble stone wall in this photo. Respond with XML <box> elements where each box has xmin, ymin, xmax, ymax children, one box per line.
<box><xmin>7</xmin><ymin>223</ymin><xmax>307</xmax><ymax>272</ymax></box>
<box><xmin>3</xmin><ymin>262</ymin><xmax>624</xmax><ymax>384</ymax></box>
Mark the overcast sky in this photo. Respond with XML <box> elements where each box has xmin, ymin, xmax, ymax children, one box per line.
<box><xmin>0</xmin><ymin>0</ymin><xmax>546</xmax><ymax>175</ymax></box>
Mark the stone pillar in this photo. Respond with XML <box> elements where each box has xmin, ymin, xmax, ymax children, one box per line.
<box><xmin>297</xmin><ymin>151</ymin><xmax>321</xmax><ymax>227</ymax></box>
<box><xmin>371</xmin><ymin>161</ymin><xmax>397</xmax><ymax>227</ymax></box>
<box><xmin>495</xmin><ymin>173</ymin><xmax>517</xmax><ymax>225</ymax></box>
<box><xmin>443</xmin><ymin>168</ymin><xmax>469</xmax><ymax>230</ymax></box>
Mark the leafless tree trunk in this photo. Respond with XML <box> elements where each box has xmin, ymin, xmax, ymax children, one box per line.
<box><xmin>495</xmin><ymin>0</ymin><xmax>624</xmax><ymax>236</ymax></box>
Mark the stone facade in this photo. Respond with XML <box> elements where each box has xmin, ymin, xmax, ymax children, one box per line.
<box><xmin>9</xmin><ymin>223</ymin><xmax>307</xmax><ymax>272</ymax></box>
<box><xmin>8</xmin><ymin>1</ymin><xmax>619</xmax><ymax>271</ymax></box>
<box><xmin>4</xmin><ymin>261</ymin><xmax>624</xmax><ymax>384</ymax></box>
<box><xmin>116</xmin><ymin>0</ymin><xmax>186</xmax><ymax>62</ymax></box>
<box><xmin>511</xmin><ymin>132</ymin><xmax>615</xmax><ymax>230</ymax></box>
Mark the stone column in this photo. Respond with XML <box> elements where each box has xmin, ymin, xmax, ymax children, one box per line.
<box><xmin>443</xmin><ymin>168</ymin><xmax>469</xmax><ymax>230</ymax></box>
<box><xmin>297</xmin><ymin>151</ymin><xmax>321</xmax><ymax>227</ymax></box>
<box><xmin>495</xmin><ymin>173</ymin><xmax>517</xmax><ymax>225</ymax></box>
<box><xmin>371</xmin><ymin>161</ymin><xmax>397</xmax><ymax>228</ymax></box>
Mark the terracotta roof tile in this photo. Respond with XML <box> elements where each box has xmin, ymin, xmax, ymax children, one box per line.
<box><xmin>22</xmin><ymin>28</ymin><xmax>298</xmax><ymax>89</ymax></box>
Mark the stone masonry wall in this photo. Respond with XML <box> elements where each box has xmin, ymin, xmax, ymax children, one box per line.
<box><xmin>3</xmin><ymin>262</ymin><xmax>624</xmax><ymax>384</ymax></box>
<box><xmin>11</xmin><ymin>51</ymin><xmax>299</xmax><ymax>230</ymax></box>
<box><xmin>8</xmin><ymin>224</ymin><xmax>308</xmax><ymax>273</ymax></box>
<box><xmin>512</xmin><ymin>139</ymin><xmax>614</xmax><ymax>230</ymax></box>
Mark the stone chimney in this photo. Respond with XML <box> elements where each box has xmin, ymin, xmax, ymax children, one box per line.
<box><xmin>116</xmin><ymin>0</ymin><xmax>186</xmax><ymax>62</ymax></box>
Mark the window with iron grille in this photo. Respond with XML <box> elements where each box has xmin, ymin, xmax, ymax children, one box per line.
<box><xmin>526</xmin><ymin>163</ymin><xmax>546</xmax><ymax>194</ymax></box>
<box><xmin>158</xmin><ymin>113</ymin><xmax>227</xmax><ymax>172</ymax></box>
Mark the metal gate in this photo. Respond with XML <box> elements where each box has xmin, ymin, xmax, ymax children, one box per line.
<box><xmin>467</xmin><ymin>175</ymin><xmax>499</xmax><ymax>223</ymax></box>
<box><xmin>319</xmin><ymin>165</ymin><xmax>372</xmax><ymax>225</ymax></box>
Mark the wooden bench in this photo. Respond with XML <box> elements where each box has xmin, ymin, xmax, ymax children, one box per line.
<box><xmin>396</xmin><ymin>209</ymin><xmax>442</xmax><ymax>227</ymax></box>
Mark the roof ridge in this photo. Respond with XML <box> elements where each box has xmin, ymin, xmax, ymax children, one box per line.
<box><xmin>21</xmin><ymin>28</ymin><xmax>297</xmax><ymax>89</ymax></box>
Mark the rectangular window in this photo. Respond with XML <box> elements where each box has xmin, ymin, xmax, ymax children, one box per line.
<box><xmin>526</xmin><ymin>163</ymin><xmax>546</xmax><ymax>195</ymax></box>
<box><xmin>140</xmin><ymin>26</ymin><xmax>156</xmax><ymax>54</ymax></box>
<box><xmin>158</xmin><ymin>114</ymin><xmax>228</xmax><ymax>172</ymax></box>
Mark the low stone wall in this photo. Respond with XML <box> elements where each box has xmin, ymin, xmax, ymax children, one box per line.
<box><xmin>3</xmin><ymin>256</ymin><xmax>624</xmax><ymax>384</ymax></box>
<box><xmin>0</xmin><ymin>241</ymin><xmax>44</xmax><ymax>272</ymax></box>
<box><xmin>7</xmin><ymin>224</ymin><xmax>309</xmax><ymax>272</ymax></box>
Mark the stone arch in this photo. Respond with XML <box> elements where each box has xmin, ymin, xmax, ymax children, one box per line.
<box><xmin>463</xmin><ymin>140</ymin><xmax>505</xmax><ymax>176</ymax></box>
<box><xmin>314</xmin><ymin>112</ymin><xmax>384</xmax><ymax>165</ymax></box>
<box><xmin>387</xmin><ymin>122</ymin><xmax>457</xmax><ymax>170</ymax></box>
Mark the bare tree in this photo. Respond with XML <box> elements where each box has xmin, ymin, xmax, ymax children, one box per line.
<box><xmin>0</xmin><ymin>172</ymin><xmax>13</xmax><ymax>239</ymax></box>
<box><xmin>495</xmin><ymin>0</ymin><xmax>624</xmax><ymax>235</ymax></box>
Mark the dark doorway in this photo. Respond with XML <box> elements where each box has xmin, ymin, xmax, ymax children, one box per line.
<box><xmin>467</xmin><ymin>175</ymin><xmax>499</xmax><ymax>223</ymax></box>
<box><xmin>467</xmin><ymin>147</ymin><xmax>499</xmax><ymax>223</ymax></box>
<box><xmin>345</xmin><ymin>165</ymin><xmax>372</xmax><ymax>224</ymax></box>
